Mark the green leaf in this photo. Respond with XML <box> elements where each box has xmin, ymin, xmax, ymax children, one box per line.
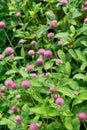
<box><xmin>44</xmin><ymin>62</ymin><xmax>53</xmax><ymax>70</ymax></box>
<box><xmin>75</xmin><ymin>49</ymin><xmax>86</xmax><ymax>62</ymax></box>
<box><xmin>72</xmin><ymin>117</ymin><xmax>80</xmax><ymax>130</ymax></box>
<box><xmin>68</xmin><ymin>49</ymin><xmax>77</xmax><ymax>60</ymax></box>
<box><xmin>55</xmin><ymin>32</ymin><xmax>70</xmax><ymax>41</ymax></box>
<box><xmin>58</xmin><ymin>50</ymin><xmax>66</xmax><ymax>62</ymax></box>
<box><xmin>73</xmin><ymin>74</ymin><xmax>87</xmax><ymax>81</ymax></box>
<box><xmin>80</xmin><ymin>62</ymin><xmax>87</xmax><ymax>71</ymax></box>
<box><xmin>47</xmin><ymin>122</ymin><xmax>65</xmax><ymax>130</ymax></box>
<box><xmin>21</xmin><ymin>47</ymin><xmax>25</xmax><ymax>58</ymax></box>
<box><xmin>65</xmin><ymin>62</ymin><xmax>71</xmax><ymax>76</ymax></box>
<box><xmin>64</xmin><ymin>117</ymin><xmax>73</xmax><ymax>130</ymax></box>
<box><xmin>0</xmin><ymin>118</ymin><xmax>7</xmax><ymax>125</ymax></box>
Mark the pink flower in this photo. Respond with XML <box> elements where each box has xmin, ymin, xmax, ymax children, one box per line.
<box><xmin>11</xmin><ymin>82</ymin><xmax>18</xmax><ymax>89</ymax></box>
<box><xmin>38</xmin><ymin>49</ymin><xmax>45</xmax><ymax>56</ymax></box>
<box><xmin>19</xmin><ymin>39</ymin><xmax>25</xmax><ymax>44</ymax></box>
<box><xmin>16</xmin><ymin>12</ymin><xmax>21</xmax><ymax>17</ymax></box>
<box><xmin>50</xmin><ymin>20</ymin><xmax>58</xmax><ymax>28</ymax></box>
<box><xmin>0</xmin><ymin>114</ymin><xmax>2</xmax><ymax>119</ymax></box>
<box><xmin>15</xmin><ymin>115</ymin><xmax>21</xmax><ymax>123</ymax></box>
<box><xmin>37</xmin><ymin>58</ymin><xmax>43</xmax><ymax>66</ymax></box>
<box><xmin>16</xmin><ymin>94</ymin><xmax>21</xmax><ymax>99</ymax></box>
<box><xmin>0</xmin><ymin>21</ymin><xmax>6</xmax><ymax>28</ymax></box>
<box><xmin>84</xmin><ymin>18</ymin><xmax>87</xmax><ymax>23</ymax></box>
<box><xmin>45</xmin><ymin>72</ymin><xmax>50</xmax><ymax>76</ymax></box>
<box><xmin>56</xmin><ymin>97</ymin><xmax>64</xmax><ymax>105</ymax></box>
<box><xmin>38</xmin><ymin>73</ymin><xmax>44</xmax><ymax>77</ymax></box>
<box><xmin>83</xmin><ymin>7</ymin><xmax>87</xmax><ymax>11</ymax></box>
<box><xmin>5</xmin><ymin>47</ymin><xmax>14</xmax><ymax>55</ymax></box>
<box><xmin>27</xmin><ymin>65</ymin><xmax>34</xmax><ymax>72</ymax></box>
<box><xmin>30</xmin><ymin>73</ymin><xmax>37</xmax><ymax>78</ymax></box>
<box><xmin>47</xmin><ymin>32</ymin><xmax>54</xmax><ymax>38</ymax></box>
<box><xmin>78</xmin><ymin>112</ymin><xmax>87</xmax><ymax>121</ymax></box>
<box><xmin>56</xmin><ymin>59</ymin><xmax>63</xmax><ymax>65</ymax></box>
<box><xmin>49</xmin><ymin>87</ymin><xmax>56</xmax><ymax>92</ymax></box>
<box><xmin>1</xmin><ymin>86</ymin><xmax>7</xmax><ymax>91</ymax></box>
<box><xmin>28</xmin><ymin>50</ymin><xmax>35</xmax><ymax>56</ymax></box>
<box><xmin>30</xmin><ymin>123</ymin><xmax>39</xmax><ymax>130</ymax></box>
<box><xmin>31</xmin><ymin>40</ymin><xmax>36</xmax><ymax>46</ymax></box>
<box><xmin>58</xmin><ymin>40</ymin><xmax>64</xmax><ymax>45</ymax></box>
<box><xmin>61</xmin><ymin>0</ymin><xmax>68</xmax><ymax>5</ymax></box>
<box><xmin>54</xmin><ymin>94</ymin><xmax>60</xmax><ymax>100</ymax></box>
<box><xmin>83</xmin><ymin>1</ymin><xmax>87</xmax><ymax>7</ymax></box>
<box><xmin>44</xmin><ymin>50</ymin><xmax>52</xmax><ymax>58</ymax></box>
<box><xmin>0</xmin><ymin>92</ymin><xmax>3</xmax><ymax>98</ymax></box>
<box><xmin>74</xmin><ymin>91</ymin><xmax>79</xmax><ymax>95</ymax></box>
<box><xmin>8</xmin><ymin>55</ymin><xmax>13</xmax><ymax>60</ymax></box>
<box><xmin>0</xmin><ymin>54</ymin><xmax>4</xmax><ymax>60</ymax></box>
<box><xmin>5</xmin><ymin>79</ymin><xmax>13</xmax><ymax>87</ymax></box>
<box><xmin>68</xmin><ymin>45</ymin><xmax>73</xmax><ymax>49</ymax></box>
<box><xmin>22</xmin><ymin>80</ymin><xmax>31</xmax><ymax>89</ymax></box>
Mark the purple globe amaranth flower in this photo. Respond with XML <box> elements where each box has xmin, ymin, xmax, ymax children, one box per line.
<box><xmin>54</xmin><ymin>94</ymin><xmax>61</xmax><ymax>100</ymax></box>
<box><xmin>49</xmin><ymin>87</ymin><xmax>56</xmax><ymax>92</ymax></box>
<box><xmin>74</xmin><ymin>91</ymin><xmax>79</xmax><ymax>95</ymax></box>
<box><xmin>50</xmin><ymin>20</ymin><xmax>58</xmax><ymax>28</ymax></box>
<box><xmin>45</xmin><ymin>72</ymin><xmax>50</xmax><ymax>76</ymax></box>
<box><xmin>22</xmin><ymin>80</ymin><xmax>31</xmax><ymax>89</ymax></box>
<box><xmin>68</xmin><ymin>45</ymin><xmax>73</xmax><ymax>49</ymax></box>
<box><xmin>27</xmin><ymin>65</ymin><xmax>34</xmax><ymax>72</ymax></box>
<box><xmin>15</xmin><ymin>115</ymin><xmax>21</xmax><ymax>123</ymax></box>
<box><xmin>5</xmin><ymin>79</ymin><xmax>13</xmax><ymax>87</ymax></box>
<box><xmin>83</xmin><ymin>1</ymin><xmax>87</xmax><ymax>7</ymax></box>
<box><xmin>44</xmin><ymin>50</ymin><xmax>52</xmax><ymax>58</ymax></box>
<box><xmin>37</xmin><ymin>58</ymin><xmax>43</xmax><ymax>66</ymax></box>
<box><xmin>58</xmin><ymin>40</ymin><xmax>64</xmax><ymax>45</ymax></box>
<box><xmin>30</xmin><ymin>73</ymin><xmax>37</xmax><ymax>78</ymax></box>
<box><xmin>0</xmin><ymin>92</ymin><xmax>3</xmax><ymax>98</ymax></box>
<box><xmin>84</xmin><ymin>18</ymin><xmax>87</xmax><ymax>23</ymax></box>
<box><xmin>56</xmin><ymin>59</ymin><xmax>63</xmax><ymax>65</ymax></box>
<box><xmin>30</xmin><ymin>123</ymin><xmax>40</xmax><ymax>130</ymax></box>
<box><xmin>16</xmin><ymin>94</ymin><xmax>21</xmax><ymax>99</ymax></box>
<box><xmin>11</xmin><ymin>82</ymin><xmax>18</xmax><ymax>89</ymax></box>
<box><xmin>1</xmin><ymin>86</ymin><xmax>7</xmax><ymax>91</ymax></box>
<box><xmin>28</xmin><ymin>50</ymin><xmax>35</xmax><ymax>56</ymax></box>
<box><xmin>38</xmin><ymin>73</ymin><xmax>44</xmax><ymax>77</ymax></box>
<box><xmin>5</xmin><ymin>47</ymin><xmax>14</xmax><ymax>55</ymax></box>
<box><xmin>78</xmin><ymin>112</ymin><xmax>87</xmax><ymax>121</ymax></box>
<box><xmin>61</xmin><ymin>0</ymin><xmax>68</xmax><ymax>5</ymax></box>
<box><xmin>0</xmin><ymin>21</ymin><xmax>6</xmax><ymax>28</ymax></box>
<box><xmin>47</xmin><ymin>32</ymin><xmax>54</xmax><ymax>38</ymax></box>
<box><xmin>19</xmin><ymin>39</ymin><xmax>25</xmax><ymax>44</ymax></box>
<box><xmin>56</xmin><ymin>97</ymin><xmax>64</xmax><ymax>105</ymax></box>
<box><xmin>16</xmin><ymin>12</ymin><xmax>21</xmax><ymax>17</ymax></box>
<box><xmin>0</xmin><ymin>54</ymin><xmax>4</xmax><ymax>60</ymax></box>
<box><xmin>83</xmin><ymin>7</ymin><xmax>87</xmax><ymax>11</ymax></box>
<box><xmin>31</xmin><ymin>40</ymin><xmax>36</xmax><ymax>46</ymax></box>
<box><xmin>38</xmin><ymin>48</ymin><xmax>45</xmax><ymax>56</ymax></box>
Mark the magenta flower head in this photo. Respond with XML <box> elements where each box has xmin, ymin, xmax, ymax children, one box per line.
<box><xmin>50</xmin><ymin>20</ymin><xmax>58</xmax><ymax>28</ymax></box>
<box><xmin>0</xmin><ymin>21</ymin><xmax>6</xmax><ymax>28</ymax></box>
<box><xmin>38</xmin><ymin>73</ymin><xmax>44</xmax><ymax>77</ymax></box>
<box><xmin>84</xmin><ymin>18</ymin><xmax>87</xmax><ymax>23</ymax></box>
<box><xmin>5</xmin><ymin>47</ymin><xmax>14</xmax><ymax>55</ymax></box>
<box><xmin>84</xmin><ymin>7</ymin><xmax>87</xmax><ymax>11</ymax></box>
<box><xmin>58</xmin><ymin>40</ymin><xmax>64</xmax><ymax>45</ymax></box>
<box><xmin>44</xmin><ymin>50</ymin><xmax>52</xmax><ymax>58</ymax></box>
<box><xmin>61</xmin><ymin>0</ymin><xmax>68</xmax><ymax>5</ymax></box>
<box><xmin>38</xmin><ymin>48</ymin><xmax>45</xmax><ymax>56</ymax></box>
<box><xmin>56</xmin><ymin>97</ymin><xmax>64</xmax><ymax>105</ymax></box>
<box><xmin>74</xmin><ymin>91</ymin><xmax>79</xmax><ymax>96</ymax></box>
<box><xmin>30</xmin><ymin>123</ymin><xmax>40</xmax><ymax>130</ymax></box>
<box><xmin>31</xmin><ymin>40</ymin><xmax>36</xmax><ymax>46</ymax></box>
<box><xmin>27</xmin><ymin>65</ymin><xmax>34</xmax><ymax>72</ymax></box>
<box><xmin>30</xmin><ymin>73</ymin><xmax>37</xmax><ymax>78</ymax></box>
<box><xmin>19</xmin><ymin>39</ymin><xmax>25</xmax><ymax>44</ymax></box>
<box><xmin>0</xmin><ymin>92</ymin><xmax>3</xmax><ymax>98</ymax></box>
<box><xmin>78</xmin><ymin>112</ymin><xmax>87</xmax><ymax>121</ymax></box>
<box><xmin>56</xmin><ymin>59</ymin><xmax>63</xmax><ymax>65</ymax></box>
<box><xmin>16</xmin><ymin>94</ymin><xmax>21</xmax><ymax>99</ymax></box>
<box><xmin>37</xmin><ymin>58</ymin><xmax>43</xmax><ymax>66</ymax></box>
<box><xmin>49</xmin><ymin>87</ymin><xmax>56</xmax><ymax>92</ymax></box>
<box><xmin>15</xmin><ymin>115</ymin><xmax>21</xmax><ymax>123</ymax></box>
<box><xmin>16</xmin><ymin>12</ymin><xmax>21</xmax><ymax>17</ymax></box>
<box><xmin>54</xmin><ymin>94</ymin><xmax>60</xmax><ymax>100</ymax></box>
<box><xmin>11</xmin><ymin>82</ymin><xmax>18</xmax><ymax>89</ymax></box>
<box><xmin>47</xmin><ymin>32</ymin><xmax>54</xmax><ymax>38</ymax></box>
<box><xmin>28</xmin><ymin>50</ymin><xmax>35</xmax><ymax>56</ymax></box>
<box><xmin>0</xmin><ymin>54</ymin><xmax>4</xmax><ymax>60</ymax></box>
<box><xmin>5</xmin><ymin>79</ymin><xmax>13</xmax><ymax>87</ymax></box>
<box><xmin>68</xmin><ymin>45</ymin><xmax>73</xmax><ymax>49</ymax></box>
<box><xmin>1</xmin><ymin>86</ymin><xmax>7</xmax><ymax>91</ymax></box>
<box><xmin>83</xmin><ymin>1</ymin><xmax>87</xmax><ymax>7</ymax></box>
<box><xmin>22</xmin><ymin>80</ymin><xmax>31</xmax><ymax>89</ymax></box>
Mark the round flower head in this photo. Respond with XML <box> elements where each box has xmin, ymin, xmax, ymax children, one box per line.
<box><xmin>0</xmin><ymin>21</ymin><xmax>6</xmax><ymax>28</ymax></box>
<box><xmin>5</xmin><ymin>79</ymin><xmax>13</xmax><ymax>87</ymax></box>
<box><xmin>44</xmin><ymin>50</ymin><xmax>52</xmax><ymax>58</ymax></box>
<box><xmin>84</xmin><ymin>18</ymin><xmax>87</xmax><ymax>23</ymax></box>
<box><xmin>84</xmin><ymin>7</ymin><xmax>87</xmax><ymax>11</ymax></box>
<box><xmin>5</xmin><ymin>47</ymin><xmax>14</xmax><ymax>55</ymax></box>
<box><xmin>16</xmin><ymin>94</ymin><xmax>21</xmax><ymax>99</ymax></box>
<box><xmin>56</xmin><ymin>59</ymin><xmax>63</xmax><ymax>65</ymax></box>
<box><xmin>16</xmin><ymin>12</ymin><xmax>21</xmax><ymax>17</ymax></box>
<box><xmin>49</xmin><ymin>87</ymin><xmax>56</xmax><ymax>92</ymax></box>
<box><xmin>27</xmin><ymin>65</ymin><xmax>34</xmax><ymax>72</ymax></box>
<box><xmin>1</xmin><ymin>86</ymin><xmax>7</xmax><ymax>91</ymax></box>
<box><xmin>58</xmin><ymin>40</ymin><xmax>64</xmax><ymax>45</ymax></box>
<box><xmin>68</xmin><ymin>45</ymin><xmax>73</xmax><ymax>49</ymax></box>
<box><xmin>31</xmin><ymin>40</ymin><xmax>36</xmax><ymax>46</ymax></box>
<box><xmin>74</xmin><ymin>91</ymin><xmax>79</xmax><ymax>95</ymax></box>
<box><xmin>61</xmin><ymin>0</ymin><xmax>68</xmax><ymax>5</ymax></box>
<box><xmin>47</xmin><ymin>32</ymin><xmax>54</xmax><ymax>38</ymax></box>
<box><xmin>28</xmin><ymin>50</ymin><xmax>35</xmax><ymax>56</ymax></box>
<box><xmin>78</xmin><ymin>112</ymin><xmax>87</xmax><ymax>121</ymax></box>
<box><xmin>30</xmin><ymin>73</ymin><xmax>37</xmax><ymax>78</ymax></box>
<box><xmin>38</xmin><ymin>73</ymin><xmax>44</xmax><ymax>77</ymax></box>
<box><xmin>19</xmin><ymin>39</ymin><xmax>25</xmax><ymax>44</ymax></box>
<box><xmin>22</xmin><ymin>80</ymin><xmax>31</xmax><ymax>89</ymax></box>
<box><xmin>0</xmin><ymin>54</ymin><xmax>4</xmax><ymax>60</ymax></box>
<box><xmin>54</xmin><ymin>94</ymin><xmax>60</xmax><ymax>100</ymax></box>
<box><xmin>36</xmin><ymin>58</ymin><xmax>43</xmax><ymax>66</ymax></box>
<box><xmin>50</xmin><ymin>20</ymin><xmax>58</xmax><ymax>28</ymax></box>
<box><xmin>0</xmin><ymin>92</ymin><xmax>3</xmax><ymax>98</ymax></box>
<box><xmin>15</xmin><ymin>115</ymin><xmax>21</xmax><ymax>123</ymax></box>
<box><xmin>30</xmin><ymin>123</ymin><xmax>39</xmax><ymax>130</ymax></box>
<box><xmin>11</xmin><ymin>82</ymin><xmax>18</xmax><ymax>89</ymax></box>
<box><xmin>38</xmin><ymin>48</ymin><xmax>45</xmax><ymax>56</ymax></box>
<box><xmin>83</xmin><ymin>1</ymin><xmax>87</xmax><ymax>7</ymax></box>
<box><xmin>56</xmin><ymin>97</ymin><xmax>64</xmax><ymax>105</ymax></box>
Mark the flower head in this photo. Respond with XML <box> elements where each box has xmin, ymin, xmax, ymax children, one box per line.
<box><xmin>22</xmin><ymin>80</ymin><xmax>31</xmax><ymax>89</ymax></box>
<box><xmin>5</xmin><ymin>47</ymin><xmax>14</xmax><ymax>55</ymax></box>
<box><xmin>56</xmin><ymin>97</ymin><xmax>64</xmax><ymax>105</ymax></box>
<box><xmin>47</xmin><ymin>32</ymin><xmax>54</xmax><ymax>38</ymax></box>
<box><xmin>50</xmin><ymin>20</ymin><xmax>58</xmax><ymax>28</ymax></box>
<box><xmin>78</xmin><ymin>112</ymin><xmax>87</xmax><ymax>121</ymax></box>
<box><xmin>0</xmin><ymin>21</ymin><xmax>6</xmax><ymax>28</ymax></box>
<box><xmin>44</xmin><ymin>50</ymin><xmax>52</xmax><ymax>58</ymax></box>
<box><xmin>30</xmin><ymin>123</ymin><xmax>39</xmax><ymax>130</ymax></box>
